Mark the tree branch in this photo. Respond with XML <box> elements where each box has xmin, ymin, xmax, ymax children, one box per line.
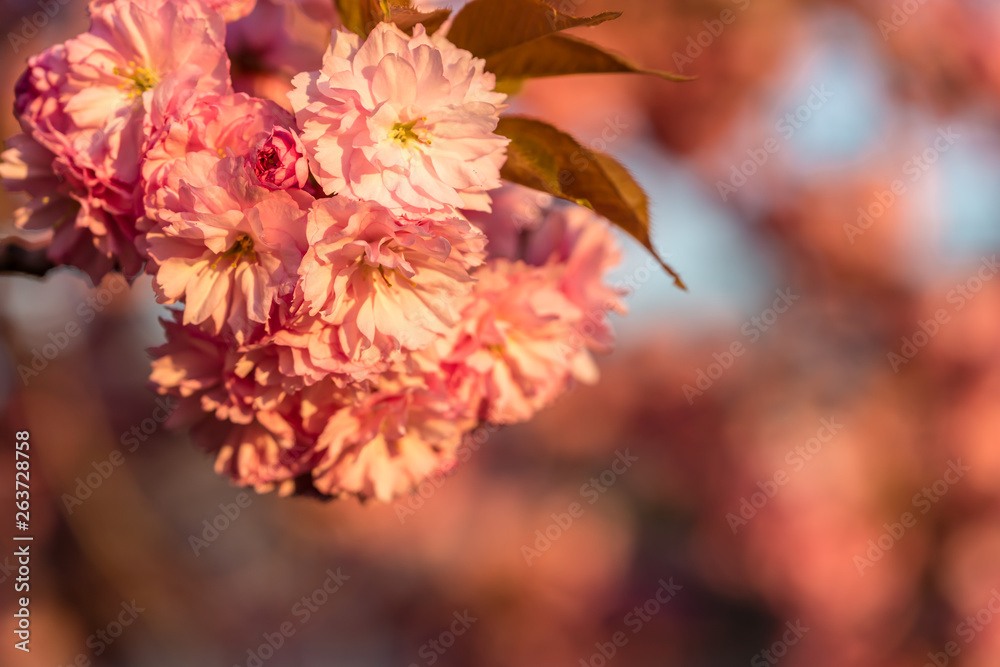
<box><xmin>0</xmin><ymin>243</ymin><xmax>56</xmax><ymax>278</ymax></box>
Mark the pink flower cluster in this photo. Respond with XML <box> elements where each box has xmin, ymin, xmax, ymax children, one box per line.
<box><xmin>2</xmin><ymin>0</ymin><xmax>627</xmax><ymax>501</ymax></box>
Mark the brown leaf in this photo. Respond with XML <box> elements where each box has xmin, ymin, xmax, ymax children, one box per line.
<box><xmin>447</xmin><ymin>0</ymin><xmax>620</xmax><ymax>59</ymax></box>
<box><xmin>496</xmin><ymin>116</ymin><xmax>685</xmax><ymax>290</ymax></box>
<box><xmin>388</xmin><ymin>6</ymin><xmax>452</xmax><ymax>36</ymax></box>
<box><xmin>487</xmin><ymin>33</ymin><xmax>693</xmax><ymax>83</ymax></box>
<box><xmin>334</xmin><ymin>0</ymin><xmax>388</xmax><ymax>37</ymax></box>
<box><xmin>335</xmin><ymin>0</ymin><xmax>451</xmax><ymax>37</ymax></box>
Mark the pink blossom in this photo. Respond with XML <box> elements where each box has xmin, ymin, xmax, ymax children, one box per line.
<box><xmin>0</xmin><ymin>133</ymin><xmax>141</xmax><ymax>281</ymax></box>
<box><xmin>251</xmin><ymin>127</ymin><xmax>310</xmax><ymax>191</ymax></box>
<box><xmin>266</xmin><ymin>309</ymin><xmax>394</xmax><ymax>386</ymax></box>
<box><xmin>464</xmin><ymin>184</ymin><xmax>554</xmax><ymax>261</ymax></box>
<box><xmin>8</xmin><ymin>0</ymin><xmax>231</xmax><ymax>280</ymax></box>
<box><xmin>149</xmin><ymin>314</ymin><xmax>466</xmax><ymax>500</ymax></box>
<box><xmin>51</xmin><ymin>0</ymin><xmax>228</xmax><ymax>177</ymax></box>
<box><xmin>11</xmin><ymin>45</ymin><xmax>143</xmax><ymax>281</ymax></box>
<box><xmin>440</xmin><ymin>260</ymin><xmax>591</xmax><ymax>424</ymax></box>
<box><xmin>312</xmin><ymin>380</ymin><xmax>472</xmax><ymax>501</ymax></box>
<box><xmin>297</xmin><ymin>196</ymin><xmax>485</xmax><ymax>359</ymax></box>
<box><xmin>289</xmin><ymin>23</ymin><xmax>508</xmax><ymax>213</ymax></box>
<box><xmin>0</xmin><ymin>135</ymin><xmax>67</xmax><ymax>245</ymax></box>
<box><xmin>14</xmin><ymin>44</ymin><xmax>73</xmax><ymax>151</ymax></box>
<box><xmin>209</xmin><ymin>0</ymin><xmax>258</xmax><ymax>21</ymax></box>
<box><xmin>143</xmin><ymin>154</ymin><xmax>312</xmax><ymax>339</ymax></box>
<box><xmin>523</xmin><ymin>206</ymin><xmax>628</xmax><ymax>354</ymax></box>
<box><xmin>470</xmin><ymin>192</ymin><xmax>628</xmax><ymax>354</ymax></box>
<box><xmin>90</xmin><ymin>0</ymin><xmax>257</xmax><ymax>22</ymax></box>
<box><xmin>149</xmin><ymin>314</ymin><xmax>334</xmax><ymax>493</ymax></box>
<box><xmin>142</xmin><ymin>92</ymin><xmax>295</xmax><ymax>195</ymax></box>
<box><xmin>1</xmin><ymin>0</ymin><xmax>641</xmax><ymax>505</ymax></box>
<box><xmin>150</xmin><ymin>316</ymin><xmax>272</xmax><ymax>427</ymax></box>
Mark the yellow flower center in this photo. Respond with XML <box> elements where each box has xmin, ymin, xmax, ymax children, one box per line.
<box><xmin>356</xmin><ymin>255</ymin><xmax>396</xmax><ymax>287</ymax></box>
<box><xmin>389</xmin><ymin>119</ymin><xmax>431</xmax><ymax>147</ymax></box>
<box><xmin>377</xmin><ymin>264</ymin><xmax>393</xmax><ymax>287</ymax></box>
<box><xmin>113</xmin><ymin>61</ymin><xmax>159</xmax><ymax>100</ymax></box>
<box><xmin>213</xmin><ymin>234</ymin><xmax>257</xmax><ymax>269</ymax></box>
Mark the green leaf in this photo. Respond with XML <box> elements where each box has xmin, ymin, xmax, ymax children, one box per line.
<box><xmin>487</xmin><ymin>33</ymin><xmax>693</xmax><ymax>83</ymax></box>
<box><xmin>447</xmin><ymin>0</ymin><xmax>620</xmax><ymax>59</ymax></box>
<box><xmin>388</xmin><ymin>6</ymin><xmax>452</xmax><ymax>35</ymax></box>
<box><xmin>496</xmin><ymin>116</ymin><xmax>685</xmax><ymax>290</ymax></box>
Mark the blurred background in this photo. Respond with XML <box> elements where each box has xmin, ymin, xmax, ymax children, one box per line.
<box><xmin>3</xmin><ymin>0</ymin><xmax>1000</xmax><ymax>665</ymax></box>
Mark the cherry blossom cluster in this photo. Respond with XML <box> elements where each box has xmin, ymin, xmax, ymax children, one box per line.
<box><xmin>1</xmin><ymin>0</ymin><xmax>626</xmax><ymax>501</ymax></box>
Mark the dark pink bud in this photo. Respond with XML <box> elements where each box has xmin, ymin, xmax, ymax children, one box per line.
<box><xmin>252</xmin><ymin>127</ymin><xmax>308</xmax><ymax>190</ymax></box>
